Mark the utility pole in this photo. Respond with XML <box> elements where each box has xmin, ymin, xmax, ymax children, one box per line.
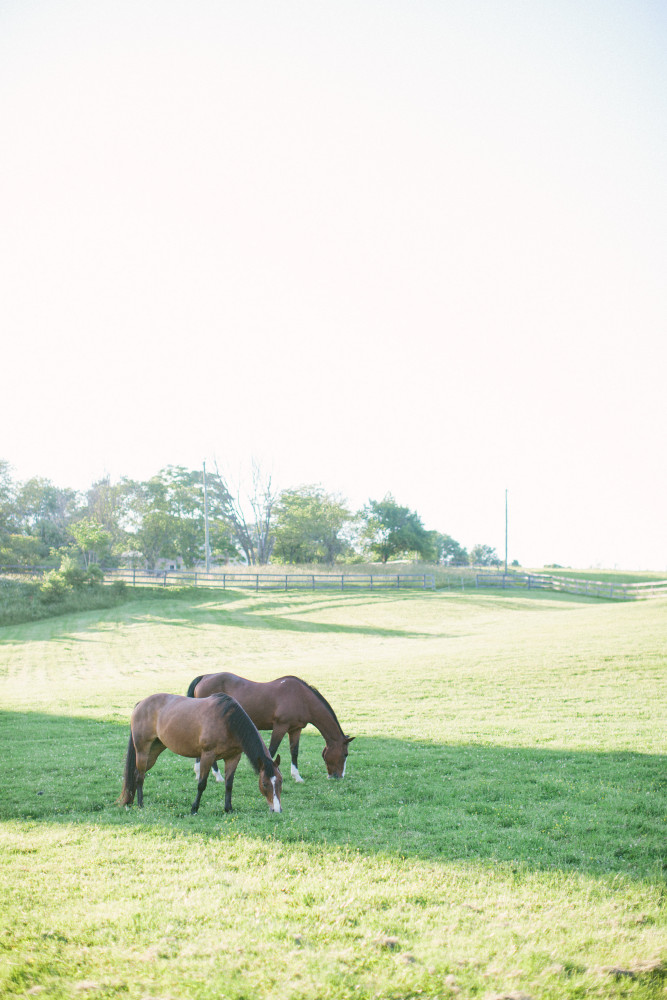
<box><xmin>203</xmin><ymin>461</ymin><xmax>211</xmax><ymax>573</ymax></box>
<box><xmin>504</xmin><ymin>489</ymin><xmax>508</xmax><ymax>574</ymax></box>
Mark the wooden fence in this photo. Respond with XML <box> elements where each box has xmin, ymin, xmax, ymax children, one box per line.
<box><xmin>3</xmin><ymin>565</ymin><xmax>664</xmax><ymax>600</ymax></box>
<box><xmin>474</xmin><ymin>572</ymin><xmax>667</xmax><ymax>601</ymax></box>
<box><xmin>101</xmin><ymin>568</ymin><xmax>436</xmax><ymax>592</ymax></box>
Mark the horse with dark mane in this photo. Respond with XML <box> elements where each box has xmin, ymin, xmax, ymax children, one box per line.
<box><xmin>186</xmin><ymin>672</ymin><xmax>353</xmax><ymax>783</ymax></box>
<box><xmin>118</xmin><ymin>692</ymin><xmax>282</xmax><ymax>814</ymax></box>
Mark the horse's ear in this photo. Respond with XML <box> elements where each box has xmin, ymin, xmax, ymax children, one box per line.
<box><xmin>273</xmin><ymin>754</ymin><xmax>281</xmax><ymax>768</ymax></box>
<box><xmin>345</xmin><ymin>736</ymin><xmax>355</xmax><ymax>744</ymax></box>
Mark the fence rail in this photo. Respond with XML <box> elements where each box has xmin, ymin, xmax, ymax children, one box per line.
<box><xmin>3</xmin><ymin>565</ymin><xmax>665</xmax><ymax>600</ymax></box>
<box><xmin>475</xmin><ymin>572</ymin><xmax>667</xmax><ymax>601</ymax></box>
<box><xmin>100</xmin><ymin>568</ymin><xmax>436</xmax><ymax>592</ymax></box>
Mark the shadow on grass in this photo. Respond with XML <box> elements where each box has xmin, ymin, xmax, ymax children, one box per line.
<box><xmin>1</xmin><ymin>710</ymin><xmax>664</xmax><ymax>881</ymax></box>
<box><xmin>10</xmin><ymin>588</ymin><xmax>443</xmax><ymax>641</ymax></box>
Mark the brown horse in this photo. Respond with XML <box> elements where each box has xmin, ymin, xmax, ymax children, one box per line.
<box><xmin>187</xmin><ymin>672</ymin><xmax>354</xmax><ymax>783</ymax></box>
<box><xmin>118</xmin><ymin>692</ymin><xmax>282</xmax><ymax>814</ymax></box>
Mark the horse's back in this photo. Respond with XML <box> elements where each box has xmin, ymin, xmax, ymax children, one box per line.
<box><xmin>132</xmin><ymin>692</ymin><xmax>179</xmax><ymax>729</ymax></box>
<box><xmin>196</xmin><ymin>672</ymin><xmax>310</xmax><ymax>730</ymax></box>
<box><xmin>193</xmin><ymin>672</ymin><xmax>243</xmax><ymax>698</ymax></box>
<box><xmin>133</xmin><ymin>693</ymin><xmax>203</xmax><ymax>754</ymax></box>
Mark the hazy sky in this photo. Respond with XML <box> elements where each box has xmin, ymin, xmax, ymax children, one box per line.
<box><xmin>2</xmin><ymin>1</ymin><xmax>666</xmax><ymax>570</ymax></box>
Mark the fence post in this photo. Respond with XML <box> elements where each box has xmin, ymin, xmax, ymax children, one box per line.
<box><xmin>397</xmin><ymin>575</ymin><xmax>400</xmax><ymax>588</ymax></box>
<box><xmin>341</xmin><ymin>575</ymin><xmax>344</xmax><ymax>591</ymax></box>
<box><xmin>256</xmin><ymin>575</ymin><xmax>259</xmax><ymax>592</ymax></box>
<box><xmin>312</xmin><ymin>575</ymin><xmax>315</xmax><ymax>590</ymax></box>
<box><xmin>163</xmin><ymin>572</ymin><xmax>167</xmax><ymax>587</ymax></box>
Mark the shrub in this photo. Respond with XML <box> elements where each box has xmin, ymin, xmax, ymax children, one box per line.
<box><xmin>39</xmin><ymin>569</ymin><xmax>71</xmax><ymax>604</ymax></box>
<box><xmin>84</xmin><ymin>563</ymin><xmax>104</xmax><ymax>586</ymax></box>
<box><xmin>59</xmin><ymin>555</ymin><xmax>87</xmax><ymax>589</ymax></box>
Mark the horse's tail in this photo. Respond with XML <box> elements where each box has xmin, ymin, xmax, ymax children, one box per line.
<box><xmin>186</xmin><ymin>674</ymin><xmax>204</xmax><ymax>698</ymax></box>
<box><xmin>117</xmin><ymin>729</ymin><xmax>137</xmax><ymax>806</ymax></box>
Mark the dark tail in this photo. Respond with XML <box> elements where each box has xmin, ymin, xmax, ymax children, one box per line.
<box><xmin>186</xmin><ymin>674</ymin><xmax>204</xmax><ymax>698</ymax></box>
<box><xmin>117</xmin><ymin>729</ymin><xmax>137</xmax><ymax>806</ymax></box>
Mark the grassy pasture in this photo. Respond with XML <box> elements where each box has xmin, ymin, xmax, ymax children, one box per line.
<box><xmin>0</xmin><ymin>587</ymin><xmax>665</xmax><ymax>1000</ymax></box>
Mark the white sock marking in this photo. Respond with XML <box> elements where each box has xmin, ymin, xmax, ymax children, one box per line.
<box><xmin>291</xmin><ymin>763</ymin><xmax>305</xmax><ymax>783</ymax></box>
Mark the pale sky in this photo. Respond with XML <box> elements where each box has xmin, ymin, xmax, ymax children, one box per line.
<box><xmin>2</xmin><ymin>1</ymin><xmax>666</xmax><ymax>570</ymax></box>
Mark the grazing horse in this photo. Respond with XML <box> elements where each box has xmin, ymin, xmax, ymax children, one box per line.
<box><xmin>187</xmin><ymin>672</ymin><xmax>354</xmax><ymax>783</ymax></box>
<box><xmin>117</xmin><ymin>692</ymin><xmax>282</xmax><ymax>814</ymax></box>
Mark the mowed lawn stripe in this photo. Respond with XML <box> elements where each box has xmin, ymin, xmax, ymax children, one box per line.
<box><xmin>1</xmin><ymin>589</ymin><xmax>665</xmax><ymax>999</ymax></box>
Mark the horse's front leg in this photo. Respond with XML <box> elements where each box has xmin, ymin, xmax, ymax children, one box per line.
<box><xmin>191</xmin><ymin>753</ymin><xmax>214</xmax><ymax>814</ymax></box>
<box><xmin>223</xmin><ymin>753</ymin><xmax>242</xmax><ymax>812</ymax></box>
<box><xmin>269</xmin><ymin>725</ymin><xmax>289</xmax><ymax>759</ymax></box>
<box><xmin>288</xmin><ymin>728</ymin><xmax>305</xmax><ymax>782</ymax></box>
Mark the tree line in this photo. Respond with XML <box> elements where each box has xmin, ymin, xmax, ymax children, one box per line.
<box><xmin>0</xmin><ymin>459</ymin><xmax>503</xmax><ymax>572</ymax></box>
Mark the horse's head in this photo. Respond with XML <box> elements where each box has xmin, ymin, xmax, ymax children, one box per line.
<box><xmin>322</xmin><ymin>736</ymin><xmax>355</xmax><ymax>779</ymax></box>
<box><xmin>258</xmin><ymin>754</ymin><xmax>282</xmax><ymax>812</ymax></box>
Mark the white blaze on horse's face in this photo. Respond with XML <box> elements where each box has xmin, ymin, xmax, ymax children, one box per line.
<box><xmin>271</xmin><ymin>775</ymin><xmax>281</xmax><ymax>813</ymax></box>
<box><xmin>260</xmin><ymin>767</ymin><xmax>282</xmax><ymax>812</ymax></box>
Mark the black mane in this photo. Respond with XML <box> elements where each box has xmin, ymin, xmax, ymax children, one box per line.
<box><xmin>211</xmin><ymin>693</ymin><xmax>276</xmax><ymax>776</ymax></box>
<box><xmin>285</xmin><ymin>675</ymin><xmax>345</xmax><ymax>736</ymax></box>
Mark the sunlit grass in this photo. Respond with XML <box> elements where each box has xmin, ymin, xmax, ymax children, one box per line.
<box><xmin>1</xmin><ymin>588</ymin><xmax>665</xmax><ymax>999</ymax></box>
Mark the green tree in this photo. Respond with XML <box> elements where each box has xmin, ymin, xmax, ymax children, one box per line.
<box><xmin>273</xmin><ymin>486</ymin><xmax>351</xmax><ymax>564</ymax></box>
<box><xmin>80</xmin><ymin>477</ymin><xmax>129</xmax><ymax>564</ymax></box>
<box><xmin>359</xmin><ymin>495</ymin><xmax>435</xmax><ymax>563</ymax></box>
<box><xmin>207</xmin><ymin>462</ymin><xmax>277</xmax><ymax>565</ymax></box>
<box><xmin>15</xmin><ymin>477</ymin><xmax>81</xmax><ymax>553</ymax></box>
<box><xmin>433</xmin><ymin>532</ymin><xmax>469</xmax><ymax>567</ymax></box>
<box><xmin>69</xmin><ymin>518</ymin><xmax>113</xmax><ymax>567</ymax></box>
<box><xmin>469</xmin><ymin>543</ymin><xmax>502</xmax><ymax>567</ymax></box>
<box><xmin>121</xmin><ymin>466</ymin><xmax>239</xmax><ymax>569</ymax></box>
<box><xmin>122</xmin><ymin>468</ymin><xmax>199</xmax><ymax>569</ymax></box>
<box><xmin>0</xmin><ymin>460</ymin><xmax>18</xmax><ymax>537</ymax></box>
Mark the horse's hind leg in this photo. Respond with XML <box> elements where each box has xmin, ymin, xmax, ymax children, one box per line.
<box><xmin>136</xmin><ymin>740</ymin><xmax>165</xmax><ymax>808</ymax></box>
<box><xmin>194</xmin><ymin>757</ymin><xmax>224</xmax><ymax>783</ymax></box>
<box><xmin>288</xmin><ymin>729</ymin><xmax>305</xmax><ymax>783</ymax></box>
<box><xmin>191</xmin><ymin>753</ymin><xmax>216</xmax><ymax>814</ymax></box>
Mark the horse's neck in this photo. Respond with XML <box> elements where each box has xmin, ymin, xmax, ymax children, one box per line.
<box><xmin>305</xmin><ymin>687</ymin><xmax>343</xmax><ymax>744</ymax></box>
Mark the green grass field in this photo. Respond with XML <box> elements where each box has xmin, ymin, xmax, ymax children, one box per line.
<box><xmin>0</xmin><ymin>587</ymin><xmax>665</xmax><ymax>999</ymax></box>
